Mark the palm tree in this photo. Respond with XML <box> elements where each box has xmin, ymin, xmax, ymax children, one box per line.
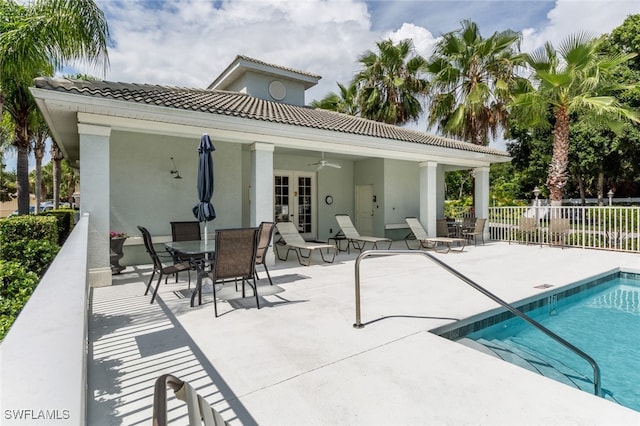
<box><xmin>0</xmin><ymin>0</ymin><xmax>109</xmax><ymax>214</ymax></box>
<box><xmin>354</xmin><ymin>38</ymin><xmax>428</xmax><ymax>125</ymax></box>
<box><xmin>310</xmin><ymin>82</ymin><xmax>359</xmax><ymax>115</ymax></box>
<box><xmin>510</xmin><ymin>33</ymin><xmax>639</xmax><ymax>204</ymax></box>
<box><xmin>426</xmin><ymin>20</ymin><xmax>524</xmax><ymax>146</ymax></box>
<box><xmin>32</xmin><ymin>114</ymin><xmax>48</xmax><ymax>213</ymax></box>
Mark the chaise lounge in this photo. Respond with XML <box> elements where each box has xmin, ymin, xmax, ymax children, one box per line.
<box><xmin>335</xmin><ymin>214</ymin><xmax>392</xmax><ymax>253</ymax></box>
<box><xmin>405</xmin><ymin>217</ymin><xmax>466</xmax><ymax>253</ymax></box>
<box><xmin>275</xmin><ymin>222</ymin><xmax>337</xmax><ymax>266</ymax></box>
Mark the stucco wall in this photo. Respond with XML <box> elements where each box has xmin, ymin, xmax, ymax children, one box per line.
<box><xmin>384</xmin><ymin>159</ymin><xmax>420</xmax><ymax>239</ymax></box>
<box><xmin>111</xmin><ymin>131</ymin><xmax>242</xmax><ymax>266</ymax></box>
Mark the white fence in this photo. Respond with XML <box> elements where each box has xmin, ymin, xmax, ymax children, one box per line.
<box><xmin>488</xmin><ymin>206</ymin><xmax>640</xmax><ymax>252</ymax></box>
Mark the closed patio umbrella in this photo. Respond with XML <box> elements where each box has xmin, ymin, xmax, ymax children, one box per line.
<box><xmin>192</xmin><ymin>133</ymin><xmax>216</xmax><ymax>244</ymax></box>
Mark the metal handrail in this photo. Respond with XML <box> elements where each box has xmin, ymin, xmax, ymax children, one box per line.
<box><xmin>353</xmin><ymin>249</ymin><xmax>602</xmax><ymax>397</ymax></box>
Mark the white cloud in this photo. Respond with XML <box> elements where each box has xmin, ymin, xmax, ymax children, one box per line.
<box><xmin>385</xmin><ymin>22</ymin><xmax>439</xmax><ymax>59</ymax></box>
<box><xmin>96</xmin><ymin>0</ymin><xmax>379</xmax><ymax>102</ymax></box>
<box><xmin>521</xmin><ymin>0</ymin><xmax>637</xmax><ymax>53</ymax></box>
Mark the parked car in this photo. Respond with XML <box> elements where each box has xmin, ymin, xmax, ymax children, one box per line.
<box><xmin>9</xmin><ymin>204</ymin><xmax>54</xmax><ymax>216</ymax></box>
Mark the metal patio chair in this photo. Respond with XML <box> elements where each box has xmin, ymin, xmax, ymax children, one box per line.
<box><xmin>138</xmin><ymin>225</ymin><xmax>192</xmax><ymax>304</ymax></box>
<box><xmin>462</xmin><ymin>218</ymin><xmax>487</xmax><ymax>246</ymax></box>
<box><xmin>255</xmin><ymin>221</ymin><xmax>274</xmax><ymax>285</ymax></box>
<box><xmin>196</xmin><ymin>227</ymin><xmax>260</xmax><ymax>317</ymax></box>
<box><xmin>169</xmin><ymin>221</ymin><xmax>203</xmax><ymax>285</ymax></box>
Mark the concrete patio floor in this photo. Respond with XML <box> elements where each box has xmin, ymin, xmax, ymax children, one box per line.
<box><xmin>89</xmin><ymin>241</ymin><xmax>640</xmax><ymax>425</ymax></box>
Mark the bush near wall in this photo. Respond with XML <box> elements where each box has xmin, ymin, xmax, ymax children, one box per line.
<box><xmin>0</xmin><ymin>215</ymin><xmax>61</xmax><ymax>340</ymax></box>
<box><xmin>0</xmin><ymin>260</ymin><xmax>39</xmax><ymax>340</ymax></box>
<box><xmin>39</xmin><ymin>209</ymin><xmax>76</xmax><ymax>245</ymax></box>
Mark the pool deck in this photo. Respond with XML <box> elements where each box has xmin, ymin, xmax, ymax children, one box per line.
<box><xmin>90</xmin><ymin>241</ymin><xmax>640</xmax><ymax>425</ymax></box>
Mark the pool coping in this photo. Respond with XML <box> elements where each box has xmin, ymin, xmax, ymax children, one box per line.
<box><xmin>431</xmin><ymin>266</ymin><xmax>640</xmax><ymax>340</ymax></box>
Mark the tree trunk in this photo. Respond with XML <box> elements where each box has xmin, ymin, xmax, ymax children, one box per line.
<box><xmin>578</xmin><ymin>176</ymin><xmax>586</xmax><ymax>206</ymax></box>
<box><xmin>547</xmin><ymin>105</ymin><xmax>570</xmax><ymax>206</ymax></box>
<box><xmin>34</xmin><ymin>137</ymin><xmax>45</xmax><ymax>214</ymax></box>
<box><xmin>51</xmin><ymin>142</ymin><xmax>63</xmax><ymax>209</ymax></box>
<box><xmin>16</xmin><ymin>145</ymin><xmax>30</xmax><ymax>214</ymax></box>
<box><xmin>597</xmin><ymin>165</ymin><xmax>604</xmax><ymax>206</ymax></box>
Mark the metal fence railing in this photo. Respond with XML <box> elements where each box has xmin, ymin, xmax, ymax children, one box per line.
<box><xmin>488</xmin><ymin>205</ymin><xmax>640</xmax><ymax>253</ymax></box>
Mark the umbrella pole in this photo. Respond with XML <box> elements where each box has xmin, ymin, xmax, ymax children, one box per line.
<box><xmin>204</xmin><ymin>223</ymin><xmax>208</xmax><ymax>245</ymax></box>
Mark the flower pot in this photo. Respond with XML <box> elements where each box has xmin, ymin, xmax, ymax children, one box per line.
<box><xmin>110</xmin><ymin>237</ymin><xmax>127</xmax><ymax>275</ymax></box>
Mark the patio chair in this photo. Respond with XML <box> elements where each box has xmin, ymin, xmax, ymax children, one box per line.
<box><xmin>255</xmin><ymin>221</ymin><xmax>274</xmax><ymax>285</ymax></box>
<box><xmin>274</xmin><ymin>221</ymin><xmax>337</xmax><ymax>266</ymax></box>
<box><xmin>462</xmin><ymin>218</ymin><xmax>487</xmax><ymax>246</ymax></box>
<box><xmin>169</xmin><ymin>221</ymin><xmax>203</xmax><ymax>285</ymax></box>
<box><xmin>335</xmin><ymin>214</ymin><xmax>392</xmax><ymax>253</ymax></box>
<box><xmin>197</xmin><ymin>227</ymin><xmax>260</xmax><ymax>317</ymax></box>
<box><xmin>138</xmin><ymin>225</ymin><xmax>193</xmax><ymax>304</ymax></box>
<box><xmin>510</xmin><ymin>216</ymin><xmax>538</xmax><ymax>245</ymax></box>
<box><xmin>152</xmin><ymin>374</ymin><xmax>228</xmax><ymax>426</ymax></box>
<box><xmin>548</xmin><ymin>218</ymin><xmax>570</xmax><ymax>248</ymax></box>
<box><xmin>437</xmin><ymin>219</ymin><xmax>457</xmax><ymax>237</ymax></box>
<box><xmin>404</xmin><ymin>217</ymin><xmax>466</xmax><ymax>253</ymax></box>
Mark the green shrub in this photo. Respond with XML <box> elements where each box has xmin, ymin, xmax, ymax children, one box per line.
<box><xmin>0</xmin><ymin>216</ymin><xmax>60</xmax><ymax>276</ymax></box>
<box><xmin>39</xmin><ymin>209</ymin><xmax>76</xmax><ymax>244</ymax></box>
<box><xmin>0</xmin><ymin>260</ymin><xmax>39</xmax><ymax>340</ymax></box>
<box><xmin>0</xmin><ymin>215</ymin><xmax>58</xmax><ymax>245</ymax></box>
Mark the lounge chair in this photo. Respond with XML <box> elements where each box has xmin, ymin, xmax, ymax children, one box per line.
<box><xmin>510</xmin><ymin>216</ymin><xmax>537</xmax><ymax>245</ymax></box>
<box><xmin>335</xmin><ymin>214</ymin><xmax>392</xmax><ymax>253</ymax></box>
<box><xmin>274</xmin><ymin>222</ymin><xmax>337</xmax><ymax>266</ymax></box>
<box><xmin>405</xmin><ymin>217</ymin><xmax>466</xmax><ymax>253</ymax></box>
<box><xmin>462</xmin><ymin>218</ymin><xmax>487</xmax><ymax>245</ymax></box>
<box><xmin>548</xmin><ymin>218</ymin><xmax>570</xmax><ymax>248</ymax></box>
<box><xmin>153</xmin><ymin>374</ymin><xmax>228</xmax><ymax>425</ymax></box>
<box><xmin>255</xmin><ymin>221</ymin><xmax>274</xmax><ymax>285</ymax></box>
<box><xmin>138</xmin><ymin>225</ymin><xmax>193</xmax><ymax>304</ymax></box>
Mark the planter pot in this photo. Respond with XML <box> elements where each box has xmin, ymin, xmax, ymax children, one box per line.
<box><xmin>110</xmin><ymin>237</ymin><xmax>127</xmax><ymax>275</ymax></box>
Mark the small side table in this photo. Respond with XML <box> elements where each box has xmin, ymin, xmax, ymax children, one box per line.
<box><xmin>328</xmin><ymin>230</ymin><xmax>348</xmax><ymax>252</ymax></box>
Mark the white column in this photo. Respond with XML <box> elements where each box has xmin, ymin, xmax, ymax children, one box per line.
<box><xmin>78</xmin><ymin>123</ymin><xmax>111</xmax><ymax>287</ymax></box>
<box><xmin>474</xmin><ymin>166</ymin><xmax>491</xmax><ymax>241</ymax></box>
<box><xmin>419</xmin><ymin>161</ymin><xmax>438</xmax><ymax>237</ymax></box>
<box><xmin>250</xmin><ymin>142</ymin><xmax>275</xmax><ymax>265</ymax></box>
<box><xmin>436</xmin><ymin>165</ymin><xmax>445</xmax><ymax>218</ymax></box>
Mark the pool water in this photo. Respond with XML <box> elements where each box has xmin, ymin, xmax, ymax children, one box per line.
<box><xmin>465</xmin><ymin>274</ymin><xmax>640</xmax><ymax>412</ymax></box>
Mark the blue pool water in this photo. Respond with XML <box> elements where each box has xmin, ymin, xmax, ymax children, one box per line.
<box><xmin>464</xmin><ymin>273</ymin><xmax>640</xmax><ymax>412</ymax></box>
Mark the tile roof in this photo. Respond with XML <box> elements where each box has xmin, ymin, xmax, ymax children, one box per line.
<box><xmin>234</xmin><ymin>55</ymin><xmax>322</xmax><ymax>80</ymax></box>
<box><xmin>33</xmin><ymin>77</ymin><xmax>508</xmax><ymax>157</ymax></box>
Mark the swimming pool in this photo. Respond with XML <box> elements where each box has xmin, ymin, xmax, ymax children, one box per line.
<box><xmin>439</xmin><ymin>271</ymin><xmax>640</xmax><ymax>412</ymax></box>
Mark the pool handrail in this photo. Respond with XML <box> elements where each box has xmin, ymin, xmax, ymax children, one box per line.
<box><xmin>353</xmin><ymin>249</ymin><xmax>602</xmax><ymax>397</ymax></box>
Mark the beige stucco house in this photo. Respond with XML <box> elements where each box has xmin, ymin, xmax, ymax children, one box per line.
<box><xmin>30</xmin><ymin>55</ymin><xmax>510</xmax><ymax>287</ymax></box>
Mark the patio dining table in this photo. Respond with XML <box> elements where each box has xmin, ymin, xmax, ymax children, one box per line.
<box><xmin>164</xmin><ymin>240</ymin><xmax>216</xmax><ymax>307</ymax></box>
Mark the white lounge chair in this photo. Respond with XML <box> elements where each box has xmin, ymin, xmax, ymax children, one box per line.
<box><xmin>335</xmin><ymin>214</ymin><xmax>392</xmax><ymax>253</ymax></box>
<box><xmin>405</xmin><ymin>217</ymin><xmax>466</xmax><ymax>253</ymax></box>
<box><xmin>275</xmin><ymin>222</ymin><xmax>337</xmax><ymax>266</ymax></box>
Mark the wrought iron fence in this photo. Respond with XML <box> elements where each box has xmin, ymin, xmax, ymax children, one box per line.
<box><xmin>489</xmin><ymin>205</ymin><xmax>640</xmax><ymax>253</ymax></box>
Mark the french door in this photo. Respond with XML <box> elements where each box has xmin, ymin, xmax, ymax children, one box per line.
<box><xmin>274</xmin><ymin>171</ymin><xmax>316</xmax><ymax>239</ymax></box>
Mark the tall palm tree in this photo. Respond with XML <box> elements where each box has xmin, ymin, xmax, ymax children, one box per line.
<box><xmin>426</xmin><ymin>20</ymin><xmax>524</xmax><ymax>146</ymax></box>
<box><xmin>354</xmin><ymin>38</ymin><xmax>428</xmax><ymax>125</ymax></box>
<box><xmin>32</xmin><ymin>114</ymin><xmax>48</xmax><ymax>213</ymax></box>
<box><xmin>510</xmin><ymin>33</ymin><xmax>639</xmax><ymax>204</ymax></box>
<box><xmin>0</xmin><ymin>0</ymin><xmax>109</xmax><ymax>214</ymax></box>
<box><xmin>310</xmin><ymin>82</ymin><xmax>359</xmax><ymax>115</ymax></box>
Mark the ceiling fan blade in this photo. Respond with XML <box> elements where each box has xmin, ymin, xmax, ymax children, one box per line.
<box><xmin>326</xmin><ymin>163</ymin><xmax>341</xmax><ymax>169</ymax></box>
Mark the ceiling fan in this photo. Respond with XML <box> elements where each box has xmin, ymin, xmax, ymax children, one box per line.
<box><xmin>308</xmin><ymin>152</ymin><xmax>341</xmax><ymax>171</ymax></box>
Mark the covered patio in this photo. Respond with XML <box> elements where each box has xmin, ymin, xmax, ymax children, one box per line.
<box><xmin>89</xmin><ymin>241</ymin><xmax>640</xmax><ymax>425</ymax></box>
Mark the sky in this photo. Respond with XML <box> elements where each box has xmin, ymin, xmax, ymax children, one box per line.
<box><xmin>7</xmin><ymin>0</ymin><xmax>639</xmax><ymax>171</ymax></box>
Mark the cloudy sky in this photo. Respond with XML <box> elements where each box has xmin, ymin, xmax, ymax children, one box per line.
<box><xmin>91</xmin><ymin>0</ymin><xmax>638</xmax><ymax>105</ymax></box>
<box><xmin>8</xmin><ymin>0</ymin><xmax>639</xmax><ymax>171</ymax></box>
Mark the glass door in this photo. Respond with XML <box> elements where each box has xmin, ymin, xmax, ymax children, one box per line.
<box><xmin>274</xmin><ymin>171</ymin><xmax>315</xmax><ymax>239</ymax></box>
